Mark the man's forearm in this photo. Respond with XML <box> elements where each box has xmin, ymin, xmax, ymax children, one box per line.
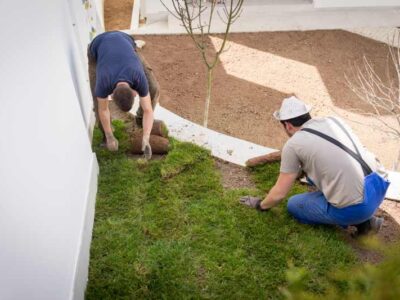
<box><xmin>99</xmin><ymin>109</ymin><xmax>113</xmax><ymax>136</ymax></box>
<box><xmin>142</xmin><ymin>109</ymin><xmax>154</xmax><ymax>138</ymax></box>
<box><xmin>260</xmin><ymin>185</ymin><xmax>286</xmax><ymax>210</ymax></box>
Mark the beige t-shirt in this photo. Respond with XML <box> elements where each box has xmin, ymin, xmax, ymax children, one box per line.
<box><xmin>280</xmin><ymin>117</ymin><xmax>387</xmax><ymax>208</ymax></box>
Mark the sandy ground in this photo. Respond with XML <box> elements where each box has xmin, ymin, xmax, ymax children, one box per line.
<box><xmin>104</xmin><ymin>0</ymin><xmax>134</xmax><ymax>31</ymax></box>
<box><xmin>138</xmin><ymin>32</ymin><xmax>399</xmax><ymax>170</ymax></box>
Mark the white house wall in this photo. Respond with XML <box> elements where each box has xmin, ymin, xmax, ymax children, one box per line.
<box><xmin>94</xmin><ymin>0</ymin><xmax>105</xmax><ymax>30</ymax></box>
<box><xmin>0</xmin><ymin>1</ymin><xmax>102</xmax><ymax>299</ymax></box>
<box><xmin>314</xmin><ymin>0</ymin><xmax>400</xmax><ymax>8</ymax></box>
<box><xmin>132</xmin><ymin>0</ymin><xmax>400</xmax><ymax>34</ymax></box>
<box><xmin>67</xmin><ymin>0</ymin><xmax>103</xmax><ymax>135</ymax></box>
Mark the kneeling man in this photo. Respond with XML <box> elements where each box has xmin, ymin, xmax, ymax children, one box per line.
<box><xmin>241</xmin><ymin>96</ymin><xmax>390</xmax><ymax>236</ymax></box>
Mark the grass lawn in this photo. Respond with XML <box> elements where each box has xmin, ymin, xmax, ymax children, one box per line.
<box><xmin>86</xmin><ymin>120</ymin><xmax>357</xmax><ymax>299</ymax></box>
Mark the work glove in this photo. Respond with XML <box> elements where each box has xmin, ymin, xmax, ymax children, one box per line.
<box><xmin>105</xmin><ymin>133</ymin><xmax>119</xmax><ymax>152</ymax></box>
<box><xmin>142</xmin><ymin>135</ymin><xmax>152</xmax><ymax>160</ymax></box>
<box><xmin>239</xmin><ymin>196</ymin><xmax>269</xmax><ymax>211</ymax></box>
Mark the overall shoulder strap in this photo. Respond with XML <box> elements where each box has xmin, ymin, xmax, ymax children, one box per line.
<box><xmin>301</xmin><ymin>127</ymin><xmax>373</xmax><ymax>176</ymax></box>
<box><xmin>327</xmin><ymin>117</ymin><xmax>362</xmax><ymax>157</ymax></box>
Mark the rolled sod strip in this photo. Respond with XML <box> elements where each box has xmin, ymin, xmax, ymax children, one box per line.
<box><xmin>150</xmin><ymin>119</ymin><xmax>168</xmax><ymax>138</ymax></box>
<box><xmin>131</xmin><ymin>131</ymin><xmax>170</xmax><ymax>154</ymax></box>
<box><xmin>246</xmin><ymin>151</ymin><xmax>281</xmax><ymax>167</ymax></box>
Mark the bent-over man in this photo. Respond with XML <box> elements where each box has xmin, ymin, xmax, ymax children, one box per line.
<box><xmin>88</xmin><ymin>31</ymin><xmax>159</xmax><ymax>158</ymax></box>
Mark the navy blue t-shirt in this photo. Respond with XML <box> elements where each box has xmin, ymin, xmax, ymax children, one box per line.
<box><xmin>89</xmin><ymin>31</ymin><xmax>149</xmax><ymax>98</ymax></box>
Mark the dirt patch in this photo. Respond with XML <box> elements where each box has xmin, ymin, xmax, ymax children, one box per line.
<box><xmin>104</xmin><ymin>0</ymin><xmax>134</xmax><ymax>31</ymax></box>
<box><xmin>137</xmin><ymin>31</ymin><xmax>399</xmax><ymax>168</ymax></box>
<box><xmin>214</xmin><ymin>159</ymin><xmax>256</xmax><ymax>190</ymax></box>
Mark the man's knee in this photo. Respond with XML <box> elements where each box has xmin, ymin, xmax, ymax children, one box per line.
<box><xmin>287</xmin><ymin>195</ymin><xmax>303</xmax><ymax>217</ymax></box>
<box><xmin>287</xmin><ymin>194</ymin><xmax>314</xmax><ymax>224</ymax></box>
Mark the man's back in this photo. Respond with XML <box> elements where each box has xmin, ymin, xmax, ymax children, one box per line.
<box><xmin>281</xmin><ymin>117</ymin><xmax>386</xmax><ymax>208</ymax></box>
<box><xmin>89</xmin><ymin>31</ymin><xmax>148</xmax><ymax>98</ymax></box>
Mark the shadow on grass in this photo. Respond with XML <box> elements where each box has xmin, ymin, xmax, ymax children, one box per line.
<box><xmin>87</xmin><ymin>120</ymin><xmax>356</xmax><ymax>299</ymax></box>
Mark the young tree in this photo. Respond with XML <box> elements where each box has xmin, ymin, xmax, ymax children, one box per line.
<box><xmin>161</xmin><ymin>0</ymin><xmax>244</xmax><ymax>127</ymax></box>
<box><xmin>346</xmin><ymin>41</ymin><xmax>400</xmax><ymax>171</ymax></box>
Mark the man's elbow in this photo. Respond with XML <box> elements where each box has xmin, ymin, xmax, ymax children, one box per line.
<box><xmin>142</xmin><ymin>106</ymin><xmax>153</xmax><ymax>114</ymax></box>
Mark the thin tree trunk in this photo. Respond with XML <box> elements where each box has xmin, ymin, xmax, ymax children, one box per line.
<box><xmin>203</xmin><ymin>68</ymin><xmax>213</xmax><ymax>127</ymax></box>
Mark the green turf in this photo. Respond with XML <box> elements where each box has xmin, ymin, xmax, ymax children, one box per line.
<box><xmin>86</xmin><ymin>121</ymin><xmax>356</xmax><ymax>299</ymax></box>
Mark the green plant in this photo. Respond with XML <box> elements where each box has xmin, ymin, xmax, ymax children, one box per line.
<box><xmin>283</xmin><ymin>241</ymin><xmax>400</xmax><ymax>300</ymax></box>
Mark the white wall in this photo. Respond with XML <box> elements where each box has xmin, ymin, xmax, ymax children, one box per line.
<box><xmin>94</xmin><ymin>0</ymin><xmax>105</xmax><ymax>29</ymax></box>
<box><xmin>314</xmin><ymin>0</ymin><xmax>400</xmax><ymax>8</ymax></box>
<box><xmin>0</xmin><ymin>1</ymin><xmax>102</xmax><ymax>299</ymax></box>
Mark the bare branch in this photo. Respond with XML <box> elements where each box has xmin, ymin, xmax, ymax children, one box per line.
<box><xmin>346</xmin><ymin>39</ymin><xmax>400</xmax><ymax>161</ymax></box>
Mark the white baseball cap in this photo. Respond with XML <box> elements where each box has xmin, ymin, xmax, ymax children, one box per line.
<box><xmin>273</xmin><ymin>96</ymin><xmax>312</xmax><ymax>121</ymax></box>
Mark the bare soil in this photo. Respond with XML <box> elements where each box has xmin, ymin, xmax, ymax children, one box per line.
<box><xmin>104</xmin><ymin>0</ymin><xmax>134</xmax><ymax>31</ymax></box>
<box><xmin>214</xmin><ymin>159</ymin><xmax>256</xmax><ymax>190</ymax></box>
<box><xmin>138</xmin><ymin>32</ymin><xmax>399</xmax><ymax>169</ymax></box>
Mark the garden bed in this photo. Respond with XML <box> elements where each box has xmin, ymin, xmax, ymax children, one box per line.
<box><xmin>137</xmin><ymin>31</ymin><xmax>399</xmax><ymax>169</ymax></box>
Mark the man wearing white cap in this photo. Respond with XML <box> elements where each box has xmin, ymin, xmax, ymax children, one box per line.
<box><xmin>241</xmin><ymin>96</ymin><xmax>390</xmax><ymax>236</ymax></box>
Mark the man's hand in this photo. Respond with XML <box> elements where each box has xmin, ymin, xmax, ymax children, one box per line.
<box><xmin>106</xmin><ymin>133</ymin><xmax>119</xmax><ymax>152</ymax></box>
<box><xmin>239</xmin><ymin>196</ymin><xmax>268</xmax><ymax>211</ymax></box>
<box><xmin>142</xmin><ymin>135</ymin><xmax>152</xmax><ymax>160</ymax></box>
<box><xmin>241</xmin><ymin>172</ymin><xmax>297</xmax><ymax>212</ymax></box>
<box><xmin>98</xmin><ymin>98</ymin><xmax>118</xmax><ymax>151</ymax></box>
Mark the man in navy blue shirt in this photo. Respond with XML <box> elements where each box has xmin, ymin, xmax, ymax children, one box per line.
<box><xmin>88</xmin><ymin>31</ymin><xmax>158</xmax><ymax>158</ymax></box>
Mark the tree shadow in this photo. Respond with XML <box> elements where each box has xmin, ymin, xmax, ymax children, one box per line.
<box><xmin>223</xmin><ymin>30</ymin><xmax>396</xmax><ymax>114</ymax></box>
